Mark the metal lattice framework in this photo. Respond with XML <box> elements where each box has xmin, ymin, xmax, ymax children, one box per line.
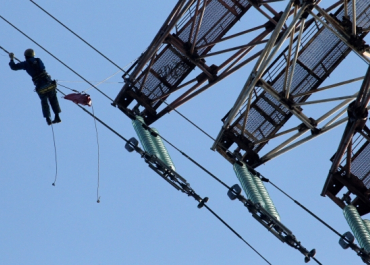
<box><xmin>115</xmin><ymin>0</ymin><xmax>370</xmax><ymax>238</ymax></box>
<box><xmin>114</xmin><ymin>0</ymin><xmax>294</xmax><ymax>124</ymax></box>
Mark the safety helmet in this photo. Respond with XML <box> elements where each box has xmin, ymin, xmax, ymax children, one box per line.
<box><xmin>24</xmin><ymin>49</ymin><xmax>35</xmax><ymax>57</ymax></box>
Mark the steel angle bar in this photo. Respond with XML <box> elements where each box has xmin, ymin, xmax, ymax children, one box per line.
<box><xmin>220</xmin><ymin>30</ymin><xmax>271</xmax><ymax>72</ymax></box>
<box><xmin>188</xmin><ymin>0</ymin><xmax>201</xmax><ymax>44</ymax></box>
<box><xmin>259</xmin><ymin>79</ymin><xmax>316</xmax><ymax>129</ymax></box>
<box><xmin>132</xmin><ymin>0</ymin><xmax>194</xmax><ymax>80</ymax></box>
<box><xmin>352</xmin><ymin>0</ymin><xmax>357</xmax><ymax>35</ymax></box>
<box><xmin>253</xmin><ymin>4</ymin><xmax>278</xmax><ymax>27</ymax></box>
<box><xmin>286</xmin><ymin>17</ymin><xmax>305</xmax><ymax>99</ymax></box>
<box><xmin>166</xmin><ymin>50</ymin><xmax>264</xmax><ymax>110</ymax></box>
<box><xmin>324</xmin><ymin>108</ymin><xmax>349</xmax><ymax>128</ymax></box>
<box><xmin>310</xmin><ymin>9</ymin><xmax>370</xmax><ymax>64</ymax></box>
<box><xmin>294</xmin><ymin>95</ymin><xmax>358</xmax><ymax>106</ymax></box>
<box><xmin>260</xmin><ymin>129</ymin><xmax>309</xmax><ymax>160</ymax></box>
<box><xmin>150</xmin><ymin>77</ymin><xmax>199</xmax><ymax>103</ymax></box>
<box><xmin>292</xmin><ymin>76</ymin><xmax>364</xmax><ymax>98</ymax></box>
<box><xmin>321</xmin><ymin>121</ymin><xmax>358</xmax><ymax>196</ymax></box>
<box><xmin>359</xmin><ymin>130</ymin><xmax>370</xmax><ymax>142</ymax></box>
<box><xmin>199</xmin><ymin>40</ymin><xmax>268</xmax><ymax>59</ymax></box>
<box><xmin>283</xmin><ymin>5</ymin><xmax>298</xmax><ymax>96</ymax></box>
<box><xmin>317</xmin><ymin>93</ymin><xmax>357</xmax><ymax>124</ymax></box>
<box><xmin>253</xmin><ymin>125</ymin><xmax>301</xmax><ymax>145</ymax></box>
<box><xmin>190</xmin><ymin>0</ymin><xmax>207</xmax><ymax>54</ymax></box>
<box><xmin>263</xmin><ymin>3</ymin><xmax>280</xmax><ymax>17</ymax></box>
<box><xmin>197</xmin><ymin>25</ymin><xmax>266</xmax><ymax>50</ymax></box>
<box><xmin>211</xmin><ymin>0</ymin><xmax>297</xmax><ymax>150</ymax></box>
<box><xmin>242</xmin><ymin>92</ymin><xmax>253</xmax><ymax>136</ymax></box>
<box><xmin>261</xmin><ymin>117</ymin><xmax>349</xmax><ymax>163</ymax></box>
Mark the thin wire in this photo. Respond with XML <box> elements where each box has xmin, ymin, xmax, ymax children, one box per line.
<box><xmin>0</xmin><ymin>15</ymin><xmax>114</xmax><ymax>102</ymax></box>
<box><xmin>57</xmin><ymin>83</ymin><xmax>79</xmax><ymax>93</ymax></box>
<box><xmin>91</xmin><ymin>103</ymin><xmax>101</xmax><ymax>203</ymax></box>
<box><xmin>30</xmin><ymin>0</ymin><xmax>129</xmax><ymax>74</ymax></box>
<box><xmin>203</xmin><ymin>205</ymin><xmax>272</xmax><ymax>265</ymax></box>
<box><xmin>83</xmin><ymin>70</ymin><xmax>122</xmax><ymax>93</ymax></box>
<box><xmin>161</xmin><ymin>100</ymin><xmax>216</xmax><ymax>141</ymax></box>
<box><xmin>312</xmin><ymin>257</ymin><xmax>323</xmax><ymax>265</ymax></box>
<box><xmin>28</xmin><ymin>0</ymin><xmax>219</xmax><ymax>143</ymax></box>
<box><xmin>53</xmin><ymin>87</ymin><xmax>270</xmax><ymax>264</ymax></box>
<box><xmin>50</xmin><ymin>124</ymin><xmax>58</xmax><ymax>186</ymax></box>
<box><xmin>29</xmin><ymin>0</ymin><xmax>217</xmax><ymax>143</ymax></box>
<box><xmin>57</xmin><ymin>83</ymin><xmax>101</xmax><ymax>202</ymax></box>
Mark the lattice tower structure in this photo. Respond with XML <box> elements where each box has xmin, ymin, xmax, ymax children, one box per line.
<box><xmin>114</xmin><ymin>0</ymin><xmax>290</xmax><ymax>124</ymax></box>
<box><xmin>215</xmin><ymin>0</ymin><xmax>370</xmax><ymax>167</ymax></box>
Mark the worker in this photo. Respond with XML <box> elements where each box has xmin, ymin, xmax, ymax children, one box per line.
<box><xmin>9</xmin><ymin>49</ymin><xmax>61</xmax><ymax>125</ymax></box>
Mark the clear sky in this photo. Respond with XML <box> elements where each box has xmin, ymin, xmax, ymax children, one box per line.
<box><xmin>1</xmin><ymin>1</ymin><xmax>369</xmax><ymax>265</ymax></box>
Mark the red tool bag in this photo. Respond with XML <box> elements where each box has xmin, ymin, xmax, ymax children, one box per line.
<box><xmin>64</xmin><ymin>93</ymin><xmax>92</xmax><ymax>106</ymax></box>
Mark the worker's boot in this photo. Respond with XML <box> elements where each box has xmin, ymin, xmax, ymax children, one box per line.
<box><xmin>46</xmin><ymin>117</ymin><xmax>52</xmax><ymax>125</ymax></box>
<box><xmin>52</xmin><ymin>114</ymin><xmax>61</xmax><ymax>124</ymax></box>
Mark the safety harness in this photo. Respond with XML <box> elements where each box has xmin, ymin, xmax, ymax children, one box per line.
<box><xmin>29</xmin><ymin>58</ymin><xmax>57</xmax><ymax>95</ymax></box>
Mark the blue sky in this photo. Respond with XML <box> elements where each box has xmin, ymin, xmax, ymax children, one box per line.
<box><xmin>1</xmin><ymin>1</ymin><xmax>369</xmax><ymax>264</ymax></box>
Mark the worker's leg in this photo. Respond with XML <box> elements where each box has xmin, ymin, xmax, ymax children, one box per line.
<box><xmin>38</xmin><ymin>93</ymin><xmax>52</xmax><ymax>125</ymax></box>
<box><xmin>48</xmin><ymin>90</ymin><xmax>61</xmax><ymax>123</ymax></box>
<box><xmin>48</xmin><ymin>90</ymin><xmax>61</xmax><ymax>115</ymax></box>
<box><xmin>38</xmin><ymin>93</ymin><xmax>51</xmax><ymax>118</ymax></box>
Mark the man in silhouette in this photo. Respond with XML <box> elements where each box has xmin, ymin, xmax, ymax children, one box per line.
<box><xmin>9</xmin><ymin>49</ymin><xmax>61</xmax><ymax>125</ymax></box>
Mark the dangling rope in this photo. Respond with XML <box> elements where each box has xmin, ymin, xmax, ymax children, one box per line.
<box><xmin>91</xmin><ymin>103</ymin><xmax>101</xmax><ymax>203</ymax></box>
<box><xmin>57</xmin><ymin>83</ymin><xmax>101</xmax><ymax>202</ymax></box>
<box><xmin>50</xmin><ymin>124</ymin><xmax>58</xmax><ymax>186</ymax></box>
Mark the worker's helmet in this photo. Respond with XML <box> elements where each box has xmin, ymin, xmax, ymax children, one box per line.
<box><xmin>24</xmin><ymin>49</ymin><xmax>35</xmax><ymax>58</ymax></box>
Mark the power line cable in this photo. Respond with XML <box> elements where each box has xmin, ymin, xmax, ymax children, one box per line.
<box><xmin>54</xmin><ymin>88</ymin><xmax>270</xmax><ymax>264</ymax></box>
<box><xmin>3</xmin><ymin>37</ymin><xmax>325</xmax><ymax>262</ymax></box>
<box><xmin>203</xmin><ymin>204</ymin><xmax>272</xmax><ymax>265</ymax></box>
<box><xmin>26</xmin><ymin>1</ymin><xmax>220</xmax><ymax>143</ymax></box>
<box><xmin>29</xmin><ymin>0</ymin><xmax>130</xmax><ymax>74</ymax></box>
<box><xmin>0</xmin><ymin>15</ymin><xmax>114</xmax><ymax>102</ymax></box>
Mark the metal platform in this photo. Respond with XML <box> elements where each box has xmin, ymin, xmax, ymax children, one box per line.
<box><xmin>215</xmin><ymin>0</ymin><xmax>370</xmax><ymax>167</ymax></box>
<box><xmin>114</xmin><ymin>0</ymin><xmax>285</xmax><ymax>124</ymax></box>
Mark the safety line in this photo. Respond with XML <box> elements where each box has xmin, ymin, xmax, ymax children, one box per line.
<box><xmin>54</xmin><ymin>88</ymin><xmax>270</xmax><ymax>264</ymax></box>
<box><xmin>57</xmin><ymin>82</ymin><xmax>101</xmax><ymax>202</ymax></box>
<box><xmin>30</xmin><ymin>0</ymin><xmax>129</xmax><ymax>74</ymax></box>
<box><xmin>83</xmin><ymin>70</ymin><xmax>122</xmax><ymax>93</ymax></box>
<box><xmin>91</xmin><ymin>103</ymin><xmax>101</xmax><ymax>203</ymax></box>
<box><xmin>50</xmin><ymin>124</ymin><xmax>58</xmax><ymax>186</ymax></box>
<box><xmin>0</xmin><ymin>15</ymin><xmax>114</xmax><ymax>102</ymax></box>
<box><xmin>57</xmin><ymin>83</ymin><xmax>79</xmax><ymax>93</ymax></box>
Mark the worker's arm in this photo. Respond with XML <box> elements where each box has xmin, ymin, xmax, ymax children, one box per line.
<box><xmin>9</xmin><ymin>59</ymin><xmax>27</xmax><ymax>71</ymax></box>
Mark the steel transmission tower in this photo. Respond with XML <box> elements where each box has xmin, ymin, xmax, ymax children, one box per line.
<box><xmin>114</xmin><ymin>0</ymin><xmax>370</xmax><ymax>230</ymax></box>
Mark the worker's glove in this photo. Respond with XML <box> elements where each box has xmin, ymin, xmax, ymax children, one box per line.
<box><xmin>9</xmin><ymin>53</ymin><xmax>14</xmax><ymax>60</ymax></box>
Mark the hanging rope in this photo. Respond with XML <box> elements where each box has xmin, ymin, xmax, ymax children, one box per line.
<box><xmin>56</xmin><ymin>82</ymin><xmax>101</xmax><ymax>201</ymax></box>
<box><xmin>91</xmin><ymin>103</ymin><xmax>101</xmax><ymax>203</ymax></box>
<box><xmin>50</xmin><ymin>124</ymin><xmax>58</xmax><ymax>186</ymax></box>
